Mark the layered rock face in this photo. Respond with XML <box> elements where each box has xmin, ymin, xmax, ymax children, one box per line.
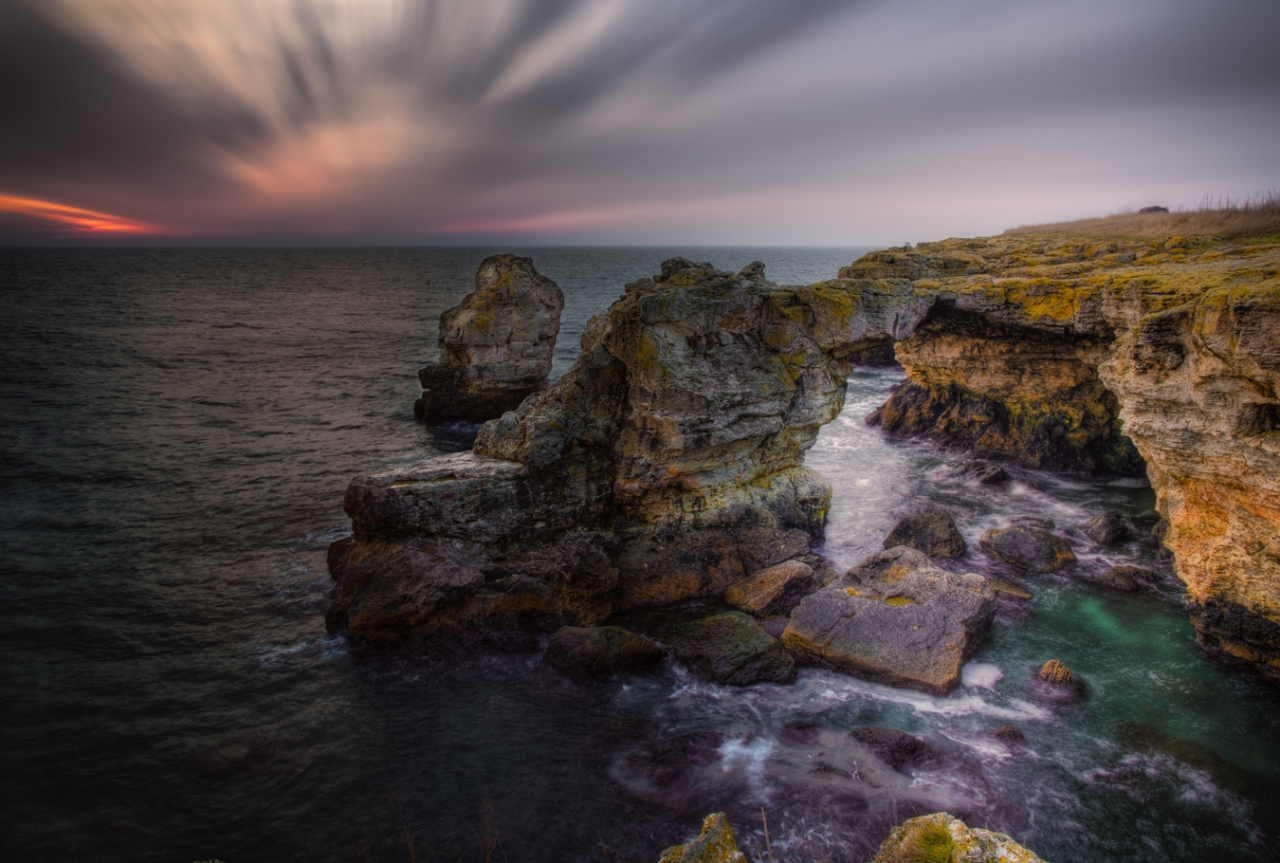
<box><xmin>330</xmin><ymin>259</ymin><xmax>929</xmax><ymax>650</ymax></box>
<box><xmin>414</xmin><ymin>254</ymin><xmax>564</xmax><ymax>424</ymax></box>
<box><xmin>852</xmin><ymin>235</ymin><xmax>1280</xmax><ymax>673</ymax></box>
<box><xmin>1096</xmin><ymin>249</ymin><xmax>1280</xmax><ymax>671</ymax></box>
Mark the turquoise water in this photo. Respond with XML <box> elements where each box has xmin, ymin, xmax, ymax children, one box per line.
<box><xmin>2</xmin><ymin>247</ymin><xmax>1278</xmax><ymax>862</ymax></box>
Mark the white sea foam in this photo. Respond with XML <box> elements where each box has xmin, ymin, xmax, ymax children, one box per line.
<box><xmin>961</xmin><ymin>662</ymin><xmax>1004</xmax><ymax>689</ymax></box>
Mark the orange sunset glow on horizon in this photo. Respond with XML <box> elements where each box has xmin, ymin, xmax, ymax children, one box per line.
<box><xmin>0</xmin><ymin>193</ymin><xmax>161</xmax><ymax>235</ymax></box>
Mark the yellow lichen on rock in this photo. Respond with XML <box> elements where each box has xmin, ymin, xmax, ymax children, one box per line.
<box><xmin>873</xmin><ymin>812</ymin><xmax>1048</xmax><ymax>863</ymax></box>
<box><xmin>657</xmin><ymin>812</ymin><xmax>746</xmax><ymax>863</ymax></box>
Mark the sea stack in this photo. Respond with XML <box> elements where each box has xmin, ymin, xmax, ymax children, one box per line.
<box><xmin>414</xmin><ymin>254</ymin><xmax>564</xmax><ymax>424</ymax></box>
<box><xmin>329</xmin><ymin>258</ymin><xmax>930</xmax><ymax>652</ymax></box>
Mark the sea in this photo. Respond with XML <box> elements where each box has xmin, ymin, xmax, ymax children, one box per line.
<box><xmin>3</xmin><ymin>246</ymin><xmax>1280</xmax><ymax>863</ymax></box>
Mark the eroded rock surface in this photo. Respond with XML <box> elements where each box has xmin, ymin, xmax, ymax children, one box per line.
<box><xmin>414</xmin><ymin>254</ymin><xmax>564</xmax><ymax>424</ymax></box>
<box><xmin>657</xmin><ymin>812</ymin><xmax>746</xmax><ymax>863</ymax></box>
<box><xmin>723</xmin><ymin>559</ymin><xmax>820</xmax><ymax>617</ymax></box>
<box><xmin>332</xmin><ymin>259</ymin><xmax>929</xmax><ymax>652</ymax></box>
<box><xmin>851</xmin><ymin>235</ymin><xmax>1280</xmax><ymax>673</ymax></box>
<box><xmin>782</xmin><ymin>547</ymin><xmax>998</xmax><ymax>694</ymax></box>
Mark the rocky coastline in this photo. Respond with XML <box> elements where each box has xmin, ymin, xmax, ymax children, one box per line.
<box><xmin>330</xmin><ymin>230</ymin><xmax>1280</xmax><ymax>680</ymax></box>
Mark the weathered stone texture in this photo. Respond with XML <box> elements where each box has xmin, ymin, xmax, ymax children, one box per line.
<box><xmin>782</xmin><ymin>547</ymin><xmax>999</xmax><ymax>694</ymax></box>
<box><xmin>332</xmin><ymin>259</ymin><xmax>932</xmax><ymax>652</ymax></box>
<box><xmin>853</xmin><ymin>235</ymin><xmax>1280</xmax><ymax>674</ymax></box>
<box><xmin>415</xmin><ymin>254</ymin><xmax>564</xmax><ymax>424</ymax></box>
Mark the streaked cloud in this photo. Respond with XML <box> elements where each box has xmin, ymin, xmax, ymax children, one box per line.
<box><xmin>0</xmin><ymin>193</ymin><xmax>159</xmax><ymax>234</ymax></box>
<box><xmin>1</xmin><ymin>0</ymin><xmax>1277</xmax><ymax>243</ymax></box>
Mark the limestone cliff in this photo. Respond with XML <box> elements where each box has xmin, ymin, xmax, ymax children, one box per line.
<box><xmin>853</xmin><ymin>234</ymin><xmax>1280</xmax><ymax>672</ymax></box>
<box><xmin>328</xmin><ymin>259</ymin><xmax>927</xmax><ymax>650</ymax></box>
<box><xmin>414</xmin><ymin>254</ymin><xmax>564</xmax><ymax>424</ymax></box>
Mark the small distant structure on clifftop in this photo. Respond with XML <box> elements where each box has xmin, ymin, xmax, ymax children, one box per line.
<box><xmin>1139</xmin><ymin>205</ymin><xmax>1170</xmax><ymax>213</ymax></box>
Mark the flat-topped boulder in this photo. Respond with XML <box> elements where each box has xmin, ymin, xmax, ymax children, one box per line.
<box><xmin>782</xmin><ymin>547</ymin><xmax>999</xmax><ymax>694</ymax></box>
<box><xmin>415</xmin><ymin>254</ymin><xmax>564</xmax><ymax>424</ymax></box>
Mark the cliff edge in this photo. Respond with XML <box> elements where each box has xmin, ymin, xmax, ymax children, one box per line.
<box><xmin>852</xmin><ymin>232</ymin><xmax>1280</xmax><ymax>672</ymax></box>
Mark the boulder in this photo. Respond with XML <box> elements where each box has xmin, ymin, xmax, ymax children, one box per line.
<box><xmin>782</xmin><ymin>547</ymin><xmax>999</xmax><ymax>694</ymax></box>
<box><xmin>1091</xmin><ymin>569</ymin><xmax>1136</xmax><ymax>591</ymax></box>
<box><xmin>657</xmin><ymin>812</ymin><xmax>746</xmax><ymax>863</ymax></box>
<box><xmin>883</xmin><ymin>510</ymin><xmax>967</xmax><ymax>559</ymax></box>
<box><xmin>1083</xmin><ymin>511</ymin><xmax>1129</xmax><ymax>545</ymax></box>
<box><xmin>415</xmin><ymin>254</ymin><xmax>564</xmax><ymax>424</ymax></box>
<box><xmin>1102</xmin><ymin>565</ymin><xmax>1159</xmax><ymax>589</ymax></box>
<box><xmin>545</xmin><ymin>626</ymin><xmax>664</xmax><ymax>678</ymax></box>
<box><xmin>848</xmin><ymin>727</ymin><xmax>938</xmax><ymax>772</ymax></box>
<box><xmin>723</xmin><ymin>559</ymin><xmax>819</xmax><ymax>617</ymax></box>
<box><xmin>931</xmin><ymin>460</ymin><xmax>1009</xmax><ymax>485</ymax></box>
<box><xmin>979</xmin><ymin>526</ymin><xmax>1076</xmax><ymax>573</ymax></box>
<box><xmin>1032</xmin><ymin>658</ymin><xmax>1085</xmax><ymax>702</ymax></box>
<box><xmin>661</xmin><ymin>612</ymin><xmax>796</xmax><ymax>686</ymax></box>
<box><xmin>991</xmin><ymin>725</ymin><xmax>1026</xmax><ymax>747</ymax></box>
<box><xmin>1038</xmin><ymin>659</ymin><xmax>1072</xmax><ymax>685</ymax></box>
<box><xmin>872</xmin><ymin>812</ymin><xmax>1046</xmax><ymax>863</ymax></box>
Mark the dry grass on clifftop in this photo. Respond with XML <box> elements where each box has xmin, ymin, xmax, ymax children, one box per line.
<box><xmin>1004</xmin><ymin>192</ymin><xmax>1280</xmax><ymax>239</ymax></box>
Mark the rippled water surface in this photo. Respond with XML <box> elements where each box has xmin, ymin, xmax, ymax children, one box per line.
<box><xmin>3</xmin><ymin>247</ymin><xmax>1279</xmax><ymax>862</ymax></box>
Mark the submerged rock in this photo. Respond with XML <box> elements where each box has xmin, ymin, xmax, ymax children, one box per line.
<box><xmin>621</xmin><ymin>731</ymin><xmax>728</xmax><ymax>795</ymax></box>
<box><xmin>545</xmin><ymin>626</ymin><xmax>664</xmax><ymax>678</ymax></box>
<box><xmin>661</xmin><ymin>612</ymin><xmax>796</xmax><ymax>686</ymax></box>
<box><xmin>848</xmin><ymin>727</ymin><xmax>938</xmax><ymax>772</ymax></box>
<box><xmin>657</xmin><ymin>812</ymin><xmax>746</xmax><ymax>863</ymax></box>
<box><xmin>1083</xmin><ymin>511</ymin><xmax>1129</xmax><ymax>545</ymax></box>
<box><xmin>782</xmin><ymin>547</ymin><xmax>999</xmax><ymax>694</ymax></box>
<box><xmin>931</xmin><ymin>460</ymin><xmax>1009</xmax><ymax>485</ymax></box>
<box><xmin>883</xmin><ymin>510</ymin><xmax>967</xmax><ymax>559</ymax></box>
<box><xmin>872</xmin><ymin>812</ymin><xmax>1046</xmax><ymax>863</ymax></box>
<box><xmin>723</xmin><ymin>559</ymin><xmax>819</xmax><ymax>617</ymax></box>
<box><xmin>979</xmin><ymin>526</ymin><xmax>1076</xmax><ymax>573</ymax></box>
<box><xmin>991</xmin><ymin>725</ymin><xmax>1026</xmax><ymax>747</ymax></box>
<box><xmin>415</xmin><ymin>254</ymin><xmax>564</xmax><ymax>424</ymax></box>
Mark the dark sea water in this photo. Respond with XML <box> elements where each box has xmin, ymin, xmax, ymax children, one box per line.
<box><xmin>3</xmin><ymin>247</ymin><xmax>1280</xmax><ymax>863</ymax></box>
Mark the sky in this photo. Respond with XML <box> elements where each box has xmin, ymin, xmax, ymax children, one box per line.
<box><xmin>1</xmin><ymin>0</ymin><xmax>1277</xmax><ymax>245</ymax></box>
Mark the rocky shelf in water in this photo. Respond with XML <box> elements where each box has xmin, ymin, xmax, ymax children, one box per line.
<box><xmin>328</xmin><ymin>233</ymin><xmax>1280</xmax><ymax>683</ymax></box>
